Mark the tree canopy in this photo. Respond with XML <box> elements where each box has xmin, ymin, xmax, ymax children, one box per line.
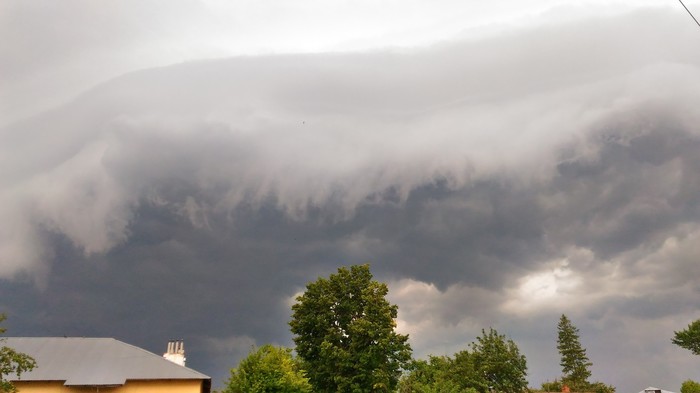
<box><xmin>681</xmin><ymin>380</ymin><xmax>700</xmax><ymax>393</ymax></box>
<box><xmin>0</xmin><ymin>314</ymin><xmax>36</xmax><ymax>393</ymax></box>
<box><xmin>398</xmin><ymin>328</ymin><xmax>527</xmax><ymax>393</ymax></box>
<box><xmin>557</xmin><ymin>315</ymin><xmax>592</xmax><ymax>388</ymax></box>
<box><xmin>223</xmin><ymin>344</ymin><xmax>311</xmax><ymax>393</ymax></box>
<box><xmin>673</xmin><ymin>319</ymin><xmax>700</xmax><ymax>356</ymax></box>
<box><xmin>397</xmin><ymin>356</ymin><xmax>475</xmax><ymax>393</ymax></box>
<box><xmin>470</xmin><ymin>328</ymin><xmax>528</xmax><ymax>393</ymax></box>
<box><xmin>289</xmin><ymin>264</ymin><xmax>412</xmax><ymax>392</ymax></box>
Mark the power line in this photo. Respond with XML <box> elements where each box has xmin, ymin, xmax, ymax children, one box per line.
<box><xmin>677</xmin><ymin>0</ymin><xmax>700</xmax><ymax>28</ymax></box>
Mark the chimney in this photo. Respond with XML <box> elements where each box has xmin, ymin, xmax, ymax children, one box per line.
<box><xmin>163</xmin><ymin>339</ymin><xmax>186</xmax><ymax>366</ymax></box>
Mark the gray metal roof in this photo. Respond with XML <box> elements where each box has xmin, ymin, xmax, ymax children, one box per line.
<box><xmin>640</xmin><ymin>387</ymin><xmax>676</xmax><ymax>393</ymax></box>
<box><xmin>3</xmin><ymin>337</ymin><xmax>210</xmax><ymax>386</ymax></box>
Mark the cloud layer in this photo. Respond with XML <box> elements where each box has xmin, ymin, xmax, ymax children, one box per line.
<box><xmin>2</xmin><ymin>7</ymin><xmax>700</xmax><ymax>392</ymax></box>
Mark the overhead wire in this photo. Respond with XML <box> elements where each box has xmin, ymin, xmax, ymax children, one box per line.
<box><xmin>677</xmin><ymin>0</ymin><xmax>700</xmax><ymax>28</ymax></box>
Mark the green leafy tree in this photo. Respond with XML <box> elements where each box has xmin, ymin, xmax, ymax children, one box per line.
<box><xmin>399</xmin><ymin>329</ymin><xmax>526</xmax><ymax>393</ymax></box>
<box><xmin>223</xmin><ymin>344</ymin><xmax>311</xmax><ymax>393</ymax></box>
<box><xmin>681</xmin><ymin>380</ymin><xmax>700</xmax><ymax>393</ymax></box>
<box><xmin>398</xmin><ymin>356</ymin><xmax>477</xmax><ymax>393</ymax></box>
<box><xmin>452</xmin><ymin>349</ymin><xmax>489</xmax><ymax>392</ymax></box>
<box><xmin>0</xmin><ymin>314</ymin><xmax>36</xmax><ymax>393</ymax></box>
<box><xmin>673</xmin><ymin>320</ymin><xmax>700</xmax><ymax>355</ymax></box>
<box><xmin>289</xmin><ymin>264</ymin><xmax>412</xmax><ymax>392</ymax></box>
<box><xmin>557</xmin><ymin>315</ymin><xmax>592</xmax><ymax>388</ymax></box>
<box><xmin>470</xmin><ymin>328</ymin><xmax>528</xmax><ymax>393</ymax></box>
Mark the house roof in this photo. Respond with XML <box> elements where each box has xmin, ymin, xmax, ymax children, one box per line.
<box><xmin>640</xmin><ymin>387</ymin><xmax>676</xmax><ymax>393</ymax></box>
<box><xmin>4</xmin><ymin>337</ymin><xmax>210</xmax><ymax>386</ymax></box>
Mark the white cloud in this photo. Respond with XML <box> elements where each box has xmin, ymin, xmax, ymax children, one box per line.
<box><xmin>1</xmin><ymin>8</ymin><xmax>699</xmax><ymax>281</ymax></box>
<box><xmin>0</xmin><ymin>0</ymin><xmax>684</xmax><ymax>126</ymax></box>
<box><xmin>30</xmin><ymin>141</ymin><xmax>134</xmax><ymax>255</ymax></box>
<box><xmin>502</xmin><ymin>259</ymin><xmax>583</xmax><ymax>315</ymax></box>
<box><xmin>388</xmin><ymin>278</ymin><xmax>504</xmax><ymax>357</ymax></box>
<box><xmin>0</xmin><ymin>201</ymin><xmax>49</xmax><ymax>279</ymax></box>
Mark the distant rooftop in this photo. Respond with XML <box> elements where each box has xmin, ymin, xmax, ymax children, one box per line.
<box><xmin>4</xmin><ymin>337</ymin><xmax>209</xmax><ymax>387</ymax></box>
<box><xmin>640</xmin><ymin>387</ymin><xmax>676</xmax><ymax>393</ymax></box>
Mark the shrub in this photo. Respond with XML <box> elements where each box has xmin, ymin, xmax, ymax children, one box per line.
<box><xmin>541</xmin><ymin>380</ymin><xmax>563</xmax><ymax>392</ymax></box>
<box><xmin>681</xmin><ymin>380</ymin><xmax>700</xmax><ymax>393</ymax></box>
<box><xmin>587</xmin><ymin>381</ymin><xmax>616</xmax><ymax>393</ymax></box>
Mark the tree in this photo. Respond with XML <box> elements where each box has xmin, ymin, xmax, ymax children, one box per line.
<box><xmin>0</xmin><ymin>314</ymin><xmax>36</xmax><ymax>393</ymax></box>
<box><xmin>673</xmin><ymin>320</ymin><xmax>700</xmax><ymax>356</ymax></box>
<box><xmin>451</xmin><ymin>349</ymin><xmax>488</xmax><ymax>392</ymax></box>
<box><xmin>547</xmin><ymin>316</ymin><xmax>615</xmax><ymax>393</ymax></box>
<box><xmin>289</xmin><ymin>264</ymin><xmax>412</xmax><ymax>392</ymax></box>
<box><xmin>681</xmin><ymin>380</ymin><xmax>700</xmax><ymax>393</ymax></box>
<box><xmin>399</xmin><ymin>329</ymin><xmax>526</xmax><ymax>393</ymax></box>
<box><xmin>398</xmin><ymin>356</ymin><xmax>478</xmax><ymax>393</ymax></box>
<box><xmin>469</xmin><ymin>328</ymin><xmax>528</xmax><ymax>393</ymax></box>
<box><xmin>223</xmin><ymin>344</ymin><xmax>311</xmax><ymax>393</ymax></box>
<box><xmin>557</xmin><ymin>315</ymin><xmax>592</xmax><ymax>388</ymax></box>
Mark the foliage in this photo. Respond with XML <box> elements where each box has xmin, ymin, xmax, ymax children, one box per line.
<box><xmin>586</xmin><ymin>381</ymin><xmax>615</xmax><ymax>393</ymax></box>
<box><xmin>557</xmin><ymin>315</ymin><xmax>592</xmax><ymax>388</ymax></box>
<box><xmin>541</xmin><ymin>379</ymin><xmax>563</xmax><ymax>392</ymax></box>
<box><xmin>673</xmin><ymin>320</ymin><xmax>700</xmax><ymax>356</ymax></box>
<box><xmin>681</xmin><ymin>380</ymin><xmax>700</xmax><ymax>393</ymax></box>
<box><xmin>470</xmin><ymin>328</ymin><xmax>528</xmax><ymax>393</ymax></box>
<box><xmin>399</xmin><ymin>329</ymin><xmax>527</xmax><ymax>393</ymax></box>
<box><xmin>0</xmin><ymin>314</ymin><xmax>36</xmax><ymax>393</ymax></box>
<box><xmin>397</xmin><ymin>356</ymin><xmax>475</xmax><ymax>393</ymax></box>
<box><xmin>223</xmin><ymin>344</ymin><xmax>311</xmax><ymax>393</ymax></box>
<box><xmin>452</xmin><ymin>349</ymin><xmax>490</xmax><ymax>392</ymax></box>
<box><xmin>289</xmin><ymin>264</ymin><xmax>412</xmax><ymax>392</ymax></box>
<box><xmin>540</xmin><ymin>379</ymin><xmax>614</xmax><ymax>393</ymax></box>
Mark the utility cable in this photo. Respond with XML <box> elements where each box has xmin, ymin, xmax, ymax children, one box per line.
<box><xmin>677</xmin><ymin>0</ymin><xmax>700</xmax><ymax>28</ymax></box>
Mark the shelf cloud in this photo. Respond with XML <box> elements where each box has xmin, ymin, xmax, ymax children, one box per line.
<box><xmin>2</xmin><ymin>5</ymin><xmax>700</xmax><ymax>391</ymax></box>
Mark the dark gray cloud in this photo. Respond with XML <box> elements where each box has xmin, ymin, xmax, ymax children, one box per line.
<box><xmin>2</xmin><ymin>8</ymin><xmax>700</xmax><ymax>392</ymax></box>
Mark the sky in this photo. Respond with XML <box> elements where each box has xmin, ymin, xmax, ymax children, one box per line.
<box><xmin>2</xmin><ymin>0</ymin><xmax>700</xmax><ymax>391</ymax></box>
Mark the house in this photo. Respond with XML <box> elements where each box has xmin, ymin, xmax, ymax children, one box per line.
<box><xmin>4</xmin><ymin>337</ymin><xmax>211</xmax><ymax>393</ymax></box>
<box><xmin>639</xmin><ymin>387</ymin><xmax>676</xmax><ymax>393</ymax></box>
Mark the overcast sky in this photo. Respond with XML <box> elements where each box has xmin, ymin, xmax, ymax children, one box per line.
<box><xmin>2</xmin><ymin>1</ymin><xmax>700</xmax><ymax>392</ymax></box>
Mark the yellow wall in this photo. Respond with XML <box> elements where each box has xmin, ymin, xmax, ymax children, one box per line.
<box><xmin>15</xmin><ymin>379</ymin><xmax>204</xmax><ymax>393</ymax></box>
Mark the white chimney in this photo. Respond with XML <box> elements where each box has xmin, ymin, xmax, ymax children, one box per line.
<box><xmin>163</xmin><ymin>339</ymin><xmax>186</xmax><ymax>366</ymax></box>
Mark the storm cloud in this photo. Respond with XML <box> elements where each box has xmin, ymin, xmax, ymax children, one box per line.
<box><xmin>2</xmin><ymin>4</ymin><xmax>700</xmax><ymax>392</ymax></box>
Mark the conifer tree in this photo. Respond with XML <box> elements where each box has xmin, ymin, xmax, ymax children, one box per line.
<box><xmin>557</xmin><ymin>315</ymin><xmax>592</xmax><ymax>388</ymax></box>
